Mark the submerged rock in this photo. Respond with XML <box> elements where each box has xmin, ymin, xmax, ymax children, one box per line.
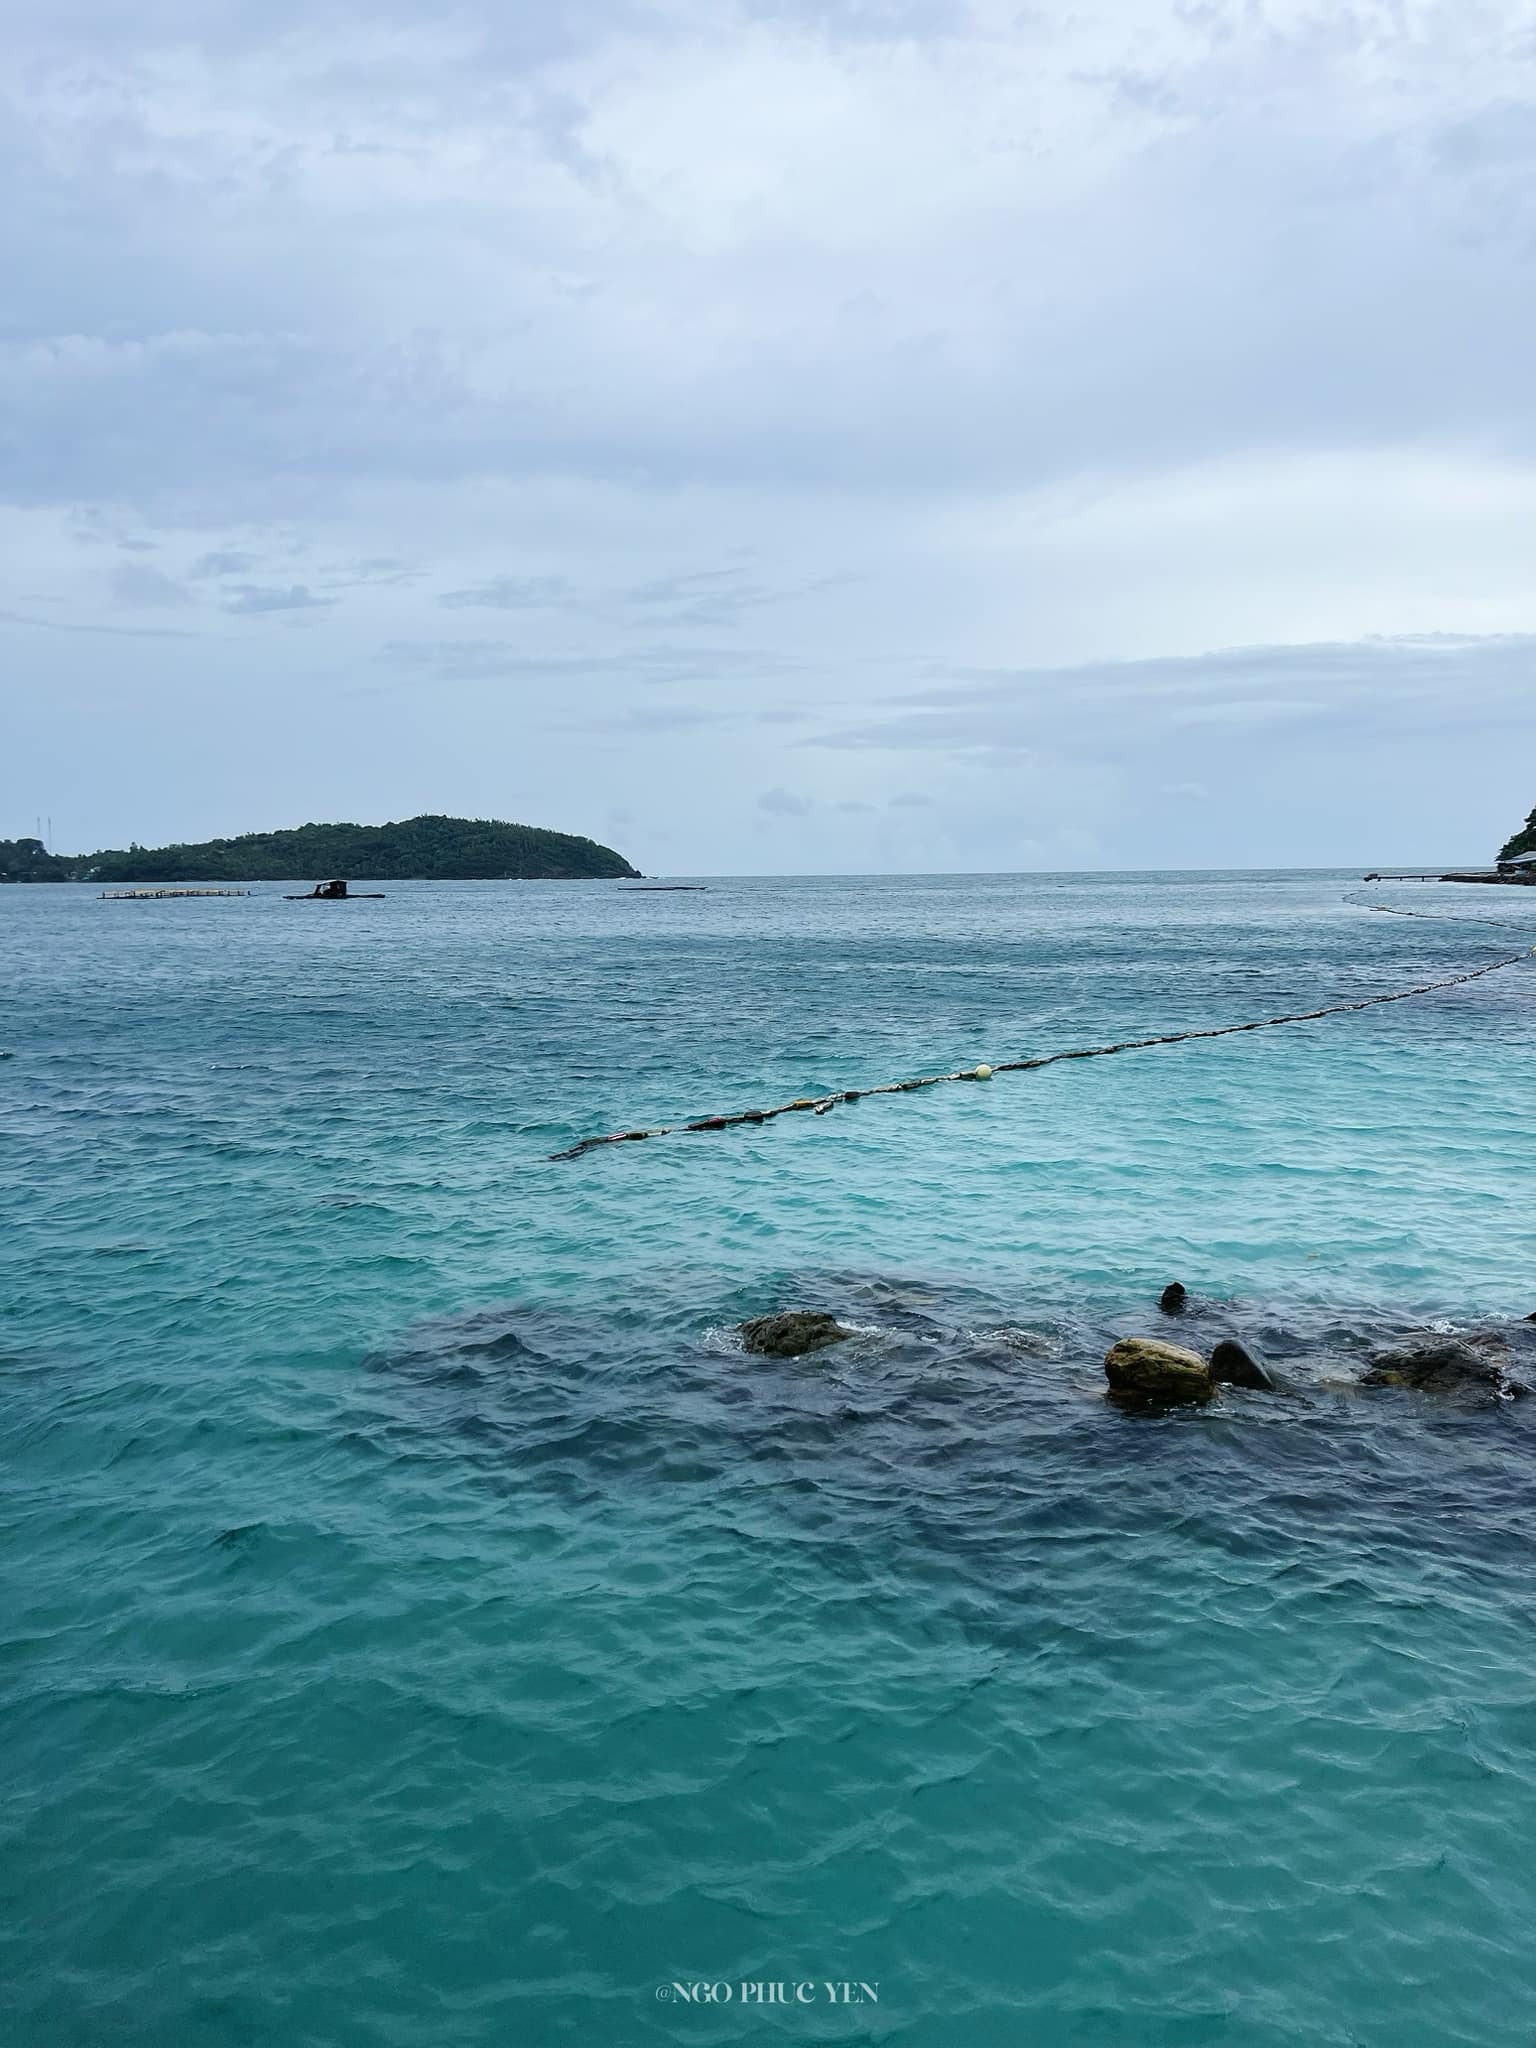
<box><xmin>740</xmin><ymin>1310</ymin><xmax>853</xmax><ymax>1358</ymax></box>
<box><xmin>1104</xmin><ymin>1337</ymin><xmax>1213</xmax><ymax>1405</ymax></box>
<box><xmin>987</xmin><ymin>1325</ymin><xmax>1065</xmax><ymax>1361</ymax></box>
<box><xmin>1158</xmin><ymin>1282</ymin><xmax>1188</xmax><ymax>1315</ymax></box>
<box><xmin>1209</xmin><ymin>1336</ymin><xmax>1276</xmax><ymax>1392</ymax></box>
<box><xmin>1360</xmin><ymin>1336</ymin><xmax>1523</xmax><ymax>1396</ymax></box>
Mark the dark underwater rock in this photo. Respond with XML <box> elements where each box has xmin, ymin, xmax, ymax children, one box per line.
<box><xmin>740</xmin><ymin>1310</ymin><xmax>854</xmax><ymax>1358</ymax></box>
<box><xmin>1208</xmin><ymin>1336</ymin><xmax>1276</xmax><ymax>1391</ymax></box>
<box><xmin>1104</xmin><ymin>1337</ymin><xmax>1213</xmax><ymax>1405</ymax></box>
<box><xmin>1158</xmin><ymin>1282</ymin><xmax>1188</xmax><ymax>1315</ymax></box>
<box><xmin>1360</xmin><ymin>1336</ymin><xmax>1524</xmax><ymax>1396</ymax></box>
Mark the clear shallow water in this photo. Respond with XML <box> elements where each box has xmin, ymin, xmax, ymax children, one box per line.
<box><xmin>3</xmin><ymin>871</ymin><xmax>1536</xmax><ymax>2046</ymax></box>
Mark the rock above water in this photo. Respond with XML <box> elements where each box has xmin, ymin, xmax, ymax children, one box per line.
<box><xmin>739</xmin><ymin>1310</ymin><xmax>853</xmax><ymax>1358</ymax></box>
<box><xmin>1105</xmin><ymin>1337</ymin><xmax>1214</xmax><ymax>1405</ymax></box>
<box><xmin>1360</xmin><ymin>1336</ymin><xmax>1520</xmax><ymax>1395</ymax></box>
<box><xmin>1209</xmin><ymin>1337</ymin><xmax>1276</xmax><ymax>1391</ymax></box>
<box><xmin>1158</xmin><ymin>1282</ymin><xmax>1188</xmax><ymax>1314</ymax></box>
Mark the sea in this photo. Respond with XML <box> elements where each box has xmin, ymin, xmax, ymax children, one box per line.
<box><xmin>4</xmin><ymin>870</ymin><xmax>1535</xmax><ymax>2048</ymax></box>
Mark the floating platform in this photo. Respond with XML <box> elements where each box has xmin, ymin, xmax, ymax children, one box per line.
<box><xmin>1363</xmin><ymin>871</ymin><xmax>1536</xmax><ymax>886</ymax></box>
<box><xmin>100</xmin><ymin>888</ymin><xmax>250</xmax><ymax>900</ymax></box>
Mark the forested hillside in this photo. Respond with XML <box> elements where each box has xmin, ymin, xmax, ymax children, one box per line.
<box><xmin>1</xmin><ymin>815</ymin><xmax>640</xmax><ymax>882</ymax></box>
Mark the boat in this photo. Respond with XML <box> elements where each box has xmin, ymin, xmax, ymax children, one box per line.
<box><xmin>283</xmin><ymin>879</ymin><xmax>385</xmax><ymax>900</ymax></box>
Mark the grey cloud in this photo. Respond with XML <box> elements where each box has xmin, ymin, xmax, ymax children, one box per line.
<box><xmin>436</xmin><ymin>575</ymin><xmax>572</xmax><ymax>610</ymax></box>
<box><xmin>376</xmin><ymin>638</ymin><xmax>797</xmax><ymax>685</ymax></box>
<box><xmin>9</xmin><ymin>2</ymin><xmax>1534</xmax><ymax>519</ymax></box>
<box><xmin>625</xmin><ymin>569</ymin><xmax>744</xmax><ymax>606</ymax></box>
<box><xmin>597</xmin><ymin>705</ymin><xmax>734</xmax><ymax>734</ymax></box>
<box><xmin>1431</xmin><ymin>100</ymin><xmax>1536</xmax><ymax>174</ymax></box>
<box><xmin>190</xmin><ymin>550</ymin><xmax>259</xmax><ymax>578</ymax></box>
<box><xmin>620</xmin><ymin>567</ymin><xmax>860</xmax><ymax>628</ymax></box>
<box><xmin>542</xmin><ymin>701</ymin><xmax>738</xmax><ymax>735</ymax></box>
<box><xmin>221</xmin><ymin>583</ymin><xmax>333</xmax><ymax>614</ymax></box>
<box><xmin>376</xmin><ymin>639</ymin><xmax>560</xmax><ymax>683</ymax></box>
<box><xmin>42</xmin><ymin>0</ymin><xmax>662</xmax><ymax>69</ymax></box>
<box><xmin>0</xmin><ymin>606</ymin><xmax>201</xmax><ymax>639</ymax></box>
<box><xmin>317</xmin><ymin>557</ymin><xmax>420</xmax><ymax>590</ymax></box>
<box><xmin>809</xmin><ymin>635</ymin><xmax>1536</xmax><ymax>755</ymax></box>
<box><xmin>428</xmin><ymin>565</ymin><xmax>840</xmax><ymax>627</ymax></box>
<box><xmin>744</xmin><ymin>0</ymin><xmax>965</xmax><ymax>36</ymax></box>
<box><xmin>110</xmin><ymin>562</ymin><xmax>190</xmax><ymax>607</ymax></box>
<box><xmin>622</xmin><ymin>569</ymin><xmax>761</xmax><ymax>626</ymax></box>
<box><xmin>758</xmin><ymin>786</ymin><xmax>813</xmax><ymax>816</ymax></box>
<box><xmin>888</xmin><ymin>791</ymin><xmax>933</xmax><ymax>807</ymax></box>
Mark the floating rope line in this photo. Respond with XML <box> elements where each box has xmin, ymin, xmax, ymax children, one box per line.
<box><xmin>1351</xmin><ymin>899</ymin><xmax>1536</xmax><ymax>938</ymax></box>
<box><xmin>550</xmin><ymin>945</ymin><xmax>1531</xmax><ymax>1161</ymax></box>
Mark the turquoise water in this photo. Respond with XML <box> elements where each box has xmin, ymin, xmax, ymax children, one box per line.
<box><xmin>4</xmin><ymin>871</ymin><xmax>1535</xmax><ymax>2046</ymax></box>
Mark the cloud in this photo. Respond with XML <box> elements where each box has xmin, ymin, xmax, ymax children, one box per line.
<box><xmin>436</xmin><ymin>575</ymin><xmax>572</xmax><ymax>610</ymax></box>
<box><xmin>624</xmin><ymin>569</ymin><xmax>749</xmax><ymax>612</ymax></box>
<box><xmin>189</xmin><ymin>550</ymin><xmax>259</xmax><ymax>579</ymax></box>
<box><xmin>220</xmin><ymin>583</ymin><xmax>334</xmax><ymax>614</ymax></box>
<box><xmin>568</xmin><ymin>703</ymin><xmax>735</xmax><ymax>734</ymax></box>
<box><xmin>888</xmin><ymin>790</ymin><xmax>932</xmax><ymax>807</ymax></box>
<box><xmin>617</xmin><ymin>565</ymin><xmax>852</xmax><ymax>626</ymax></box>
<box><xmin>0</xmin><ymin>606</ymin><xmax>201</xmax><ymax>640</ymax></box>
<box><xmin>110</xmin><ymin>562</ymin><xmax>191</xmax><ymax>608</ymax></box>
<box><xmin>375</xmin><ymin>637</ymin><xmax>796</xmax><ymax>685</ymax></box>
<box><xmin>808</xmin><ymin>635</ymin><xmax>1536</xmax><ymax>755</ymax></box>
<box><xmin>758</xmin><ymin>786</ymin><xmax>813</xmax><ymax>816</ymax></box>
<box><xmin>316</xmin><ymin>557</ymin><xmax>421</xmax><ymax>590</ymax></box>
<box><xmin>8</xmin><ymin>1</ymin><xmax>1536</xmax><ymax>517</ymax></box>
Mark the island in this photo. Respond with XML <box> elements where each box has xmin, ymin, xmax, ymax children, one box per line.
<box><xmin>1497</xmin><ymin>806</ymin><xmax>1536</xmax><ymax>866</ymax></box>
<box><xmin>0</xmin><ymin>814</ymin><xmax>640</xmax><ymax>884</ymax></box>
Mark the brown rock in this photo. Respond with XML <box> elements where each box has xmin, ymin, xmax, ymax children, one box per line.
<box><xmin>1105</xmin><ymin>1337</ymin><xmax>1214</xmax><ymax>1405</ymax></box>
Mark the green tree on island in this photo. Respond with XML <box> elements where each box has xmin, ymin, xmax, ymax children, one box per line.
<box><xmin>1498</xmin><ymin>807</ymin><xmax>1536</xmax><ymax>863</ymax></box>
<box><xmin>0</xmin><ymin>838</ymin><xmax>74</xmax><ymax>883</ymax></box>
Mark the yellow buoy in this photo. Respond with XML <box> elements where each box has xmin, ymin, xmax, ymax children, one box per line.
<box><xmin>974</xmin><ymin>1064</ymin><xmax>993</xmax><ymax>1080</ymax></box>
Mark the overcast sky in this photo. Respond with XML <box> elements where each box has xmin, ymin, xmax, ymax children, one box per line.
<box><xmin>3</xmin><ymin>0</ymin><xmax>1533</xmax><ymax>871</ymax></box>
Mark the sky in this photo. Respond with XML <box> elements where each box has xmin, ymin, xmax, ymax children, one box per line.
<box><xmin>3</xmin><ymin>0</ymin><xmax>1534</xmax><ymax>873</ymax></box>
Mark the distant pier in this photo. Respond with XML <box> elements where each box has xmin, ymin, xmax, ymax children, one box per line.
<box><xmin>1363</xmin><ymin>870</ymin><xmax>1532</xmax><ymax>886</ymax></box>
